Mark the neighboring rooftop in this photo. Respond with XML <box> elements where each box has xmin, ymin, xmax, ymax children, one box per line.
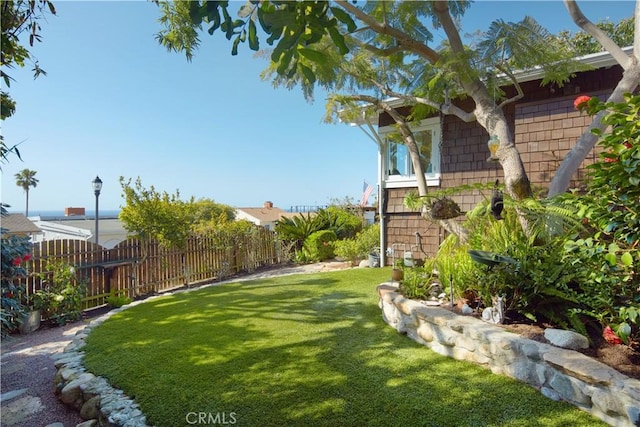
<box><xmin>1</xmin><ymin>213</ymin><xmax>42</xmax><ymax>236</ymax></box>
<box><xmin>236</xmin><ymin>201</ymin><xmax>302</xmax><ymax>230</ymax></box>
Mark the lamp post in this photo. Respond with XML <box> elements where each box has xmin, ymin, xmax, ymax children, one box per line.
<box><xmin>92</xmin><ymin>176</ymin><xmax>103</xmax><ymax>245</ymax></box>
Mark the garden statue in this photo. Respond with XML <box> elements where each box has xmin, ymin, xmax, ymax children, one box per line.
<box><xmin>482</xmin><ymin>295</ymin><xmax>505</xmax><ymax>324</ymax></box>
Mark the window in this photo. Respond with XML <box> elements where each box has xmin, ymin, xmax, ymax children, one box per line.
<box><xmin>382</xmin><ymin>117</ymin><xmax>441</xmax><ymax>187</ymax></box>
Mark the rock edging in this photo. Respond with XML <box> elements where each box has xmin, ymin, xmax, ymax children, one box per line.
<box><xmin>377</xmin><ymin>283</ymin><xmax>640</xmax><ymax>427</ymax></box>
<box><xmin>52</xmin><ymin>299</ymin><xmax>159</xmax><ymax>427</ymax></box>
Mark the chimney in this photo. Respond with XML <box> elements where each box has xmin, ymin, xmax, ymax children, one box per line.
<box><xmin>65</xmin><ymin>207</ymin><xmax>86</xmax><ymax>216</ymax></box>
<box><xmin>264</xmin><ymin>201</ymin><xmax>273</xmax><ymax>209</ymax></box>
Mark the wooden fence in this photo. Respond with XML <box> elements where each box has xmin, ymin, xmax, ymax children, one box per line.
<box><xmin>21</xmin><ymin>228</ymin><xmax>281</xmax><ymax>311</ymax></box>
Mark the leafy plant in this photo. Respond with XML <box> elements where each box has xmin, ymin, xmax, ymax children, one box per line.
<box><xmin>302</xmin><ymin>230</ymin><xmax>337</xmax><ymax>262</ymax></box>
<box><xmin>560</xmin><ymin>93</ymin><xmax>640</xmax><ymax>343</ymax></box>
<box><xmin>333</xmin><ymin>224</ymin><xmax>380</xmax><ymax>266</ymax></box>
<box><xmin>400</xmin><ymin>259</ymin><xmax>438</xmax><ymax>300</ymax></box>
<box><xmin>275</xmin><ymin>212</ymin><xmax>325</xmax><ymax>252</ymax></box>
<box><xmin>106</xmin><ymin>291</ymin><xmax>132</xmax><ymax>308</ymax></box>
<box><xmin>319</xmin><ymin>206</ymin><xmax>363</xmax><ymax>240</ymax></box>
<box><xmin>435</xmin><ymin>235</ymin><xmax>481</xmax><ymax>301</ymax></box>
<box><xmin>1</xmin><ymin>233</ymin><xmax>32</xmax><ymax>337</ymax></box>
<box><xmin>33</xmin><ymin>261</ymin><xmax>87</xmax><ymax>325</ymax></box>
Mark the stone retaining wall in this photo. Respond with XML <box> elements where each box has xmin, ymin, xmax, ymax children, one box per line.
<box><xmin>53</xmin><ymin>303</ymin><xmax>153</xmax><ymax>427</ymax></box>
<box><xmin>377</xmin><ymin>283</ymin><xmax>640</xmax><ymax>427</ymax></box>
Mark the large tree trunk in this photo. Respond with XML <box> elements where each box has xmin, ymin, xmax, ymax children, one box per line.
<box><xmin>474</xmin><ymin>98</ymin><xmax>533</xmax><ymax>200</ymax></box>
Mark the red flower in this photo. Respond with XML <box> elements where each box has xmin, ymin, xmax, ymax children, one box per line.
<box><xmin>574</xmin><ymin>95</ymin><xmax>591</xmax><ymax>110</ymax></box>
<box><xmin>603</xmin><ymin>326</ymin><xmax>623</xmax><ymax>345</ymax></box>
<box><xmin>12</xmin><ymin>257</ymin><xmax>22</xmax><ymax>266</ymax></box>
<box><xmin>623</xmin><ymin>141</ymin><xmax>632</xmax><ymax>149</ymax></box>
<box><xmin>23</xmin><ymin>254</ymin><xmax>32</xmax><ymax>262</ymax></box>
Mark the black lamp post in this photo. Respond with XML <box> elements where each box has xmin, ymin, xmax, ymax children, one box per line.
<box><xmin>92</xmin><ymin>176</ymin><xmax>103</xmax><ymax>245</ymax></box>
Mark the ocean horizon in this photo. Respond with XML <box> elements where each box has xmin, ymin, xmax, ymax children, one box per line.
<box><xmin>7</xmin><ymin>210</ymin><xmax>121</xmax><ymax>220</ymax></box>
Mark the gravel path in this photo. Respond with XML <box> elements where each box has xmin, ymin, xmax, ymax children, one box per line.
<box><xmin>1</xmin><ymin>321</ymin><xmax>88</xmax><ymax>426</ymax></box>
<box><xmin>0</xmin><ymin>261</ymin><xmax>353</xmax><ymax>427</ymax></box>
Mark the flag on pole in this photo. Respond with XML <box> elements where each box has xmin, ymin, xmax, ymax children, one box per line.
<box><xmin>361</xmin><ymin>181</ymin><xmax>374</xmax><ymax>207</ymax></box>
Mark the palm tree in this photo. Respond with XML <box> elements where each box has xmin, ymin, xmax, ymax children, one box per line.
<box><xmin>14</xmin><ymin>169</ymin><xmax>38</xmax><ymax>216</ymax></box>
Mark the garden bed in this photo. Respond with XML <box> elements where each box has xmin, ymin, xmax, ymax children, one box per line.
<box><xmin>377</xmin><ymin>283</ymin><xmax>640</xmax><ymax>427</ymax></box>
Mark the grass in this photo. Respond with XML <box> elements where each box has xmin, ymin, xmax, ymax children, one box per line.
<box><xmin>83</xmin><ymin>268</ymin><xmax>606</xmax><ymax>427</ymax></box>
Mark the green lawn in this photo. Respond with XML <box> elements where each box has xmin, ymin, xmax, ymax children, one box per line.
<box><xmin>83</xmin><ymin>268</ymin><xmax>605</xmax><ymax>427</ymax></box>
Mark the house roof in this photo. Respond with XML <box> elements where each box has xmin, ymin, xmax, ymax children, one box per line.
<box><xmin>30</xmin><ymin>219</ymin><xmax>93</xmax><ymax>239</ymax></box>
<box><xmin>236</xmin><ymin>206</ymin><xmax>299</xmax><ymax>223</ymax></box>
<box><xmin>1</xmin><ymin>214</ymin><xmax>42</xmax><ymax>235</ymax></box>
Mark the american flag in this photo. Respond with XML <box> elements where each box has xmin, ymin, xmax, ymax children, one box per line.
<box><xmin>361</xmin><ymin>181</ymin><xmax>374</xmax><ymax>207</ymax></box>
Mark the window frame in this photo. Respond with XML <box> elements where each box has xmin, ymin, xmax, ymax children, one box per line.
<box><xmin>380</xmin><ymin>117</ymin><xmax>441</xmax><ymax>188</ymax></box>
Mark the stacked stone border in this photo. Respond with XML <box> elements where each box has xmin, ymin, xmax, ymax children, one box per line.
<box><xmin>52</xmin><ymin>298</ymin><xmax>159</xmax><ymax>427</ymax></box>
<box><xmin>377</xmin><ymin>283</ymin><xmax>640</xmax><ymax>427</ymax></box>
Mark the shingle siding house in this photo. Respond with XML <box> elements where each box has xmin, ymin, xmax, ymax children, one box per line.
<box><xmin>372</xmin><ymin>48</ymin><xmax>631</xmax><ymax>266</ymax></box>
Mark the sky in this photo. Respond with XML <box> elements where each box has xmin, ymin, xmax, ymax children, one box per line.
<box><xmin>1</xmin><ymin>0</ymin><xmax>635</xmax><ymax>214</ymax></box>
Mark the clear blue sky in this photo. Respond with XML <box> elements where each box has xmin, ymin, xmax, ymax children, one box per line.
<box><xmin>1</xmin><ymin>1</ymin><xmax>634</xmax><ymax>214</ymax></box>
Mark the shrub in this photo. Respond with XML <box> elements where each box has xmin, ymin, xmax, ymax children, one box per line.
<box><xmin>275</xmin><ymin>212</ymin><xmax>325</xmax><ymax>251</ymax></box>
<box><xmin>333</xmin><ymin>224</ymin><xmax>380</xmax><ymax>266</ymax></box>
<box><xmin>321</xmin><ymin>206</ymin><xmax>363</xmax><ymax>239</ymax></box>
<box><xmin>400</xmin><ymin>259</ymin><xmax>438</xmax><ymax>299</ymax></box>
<box><xmin>448</xmin><ymin>199</ymin><xmax>592</xmax><ymax>334</ymax></box>
<box><xmin>560</xmin><ymin>93</ymin><xmax>640</xmax><ymax>343</ymax></box>
<box><xmin>333</xmin><ymin>238</ymin><xmax>361</xmax><ymax>266</ymax></box>
<box><xmin>1</xmin><ymin>234</ymin><xmax>32</xmax><ymax>337</ymax></box>
<box><xmin>435</xmin><ymin>235</ymin><xmax>480</xmax><ymax>300</ymax></box>
<box><xmin>33</xmin><ymin>261</ymin><xmax>87</xmax><ymax>325</ymax></box>
<box><xmin>303</xmin><ymin>230</ymin><xmax>337</xmax><ymax>262</ymax></box>
<box><xmin>106</xmin><ymin>291</ymin><xmax>132</xmax><ymax>308</ymax></box>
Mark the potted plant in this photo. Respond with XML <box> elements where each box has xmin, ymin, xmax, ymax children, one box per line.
<box><xmin>392</xmin><ymin>258</ymin><xmax>404</xmax><ymax>282</ymax></box>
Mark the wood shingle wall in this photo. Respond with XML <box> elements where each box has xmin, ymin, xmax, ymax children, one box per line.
<box><xmin>382</xmin><ymin>66</ymin><xmax>623</xmax><ymax>264</ymax></box>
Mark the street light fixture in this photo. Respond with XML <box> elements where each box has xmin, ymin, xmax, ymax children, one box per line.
<box><xmin>92</xmin><ymin>176</ymin><xmax>103</xmax><ymax>245</ymax></box>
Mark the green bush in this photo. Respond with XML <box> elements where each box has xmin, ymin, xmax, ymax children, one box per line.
<box><xmin>435</xmin><ymin>235</ymin><xmax>480</xmax><ymax>300</ymax></box>
<box><xmin>322</xmin><ymin>206</ymin><xmax>363</xmax><ymax>239</ymax></box>
<box><xmin>400</xmin><ymin>259</ymin><xmax>438</xmax><ymax>299</ymax></box>
<box><xmin>1</xmin><ymin>233</ymin><xmax>32</xmax><ymax>337</ymax></box>
<box><xmin>333</xmin><ymin>224</ymin><xmax>380</xmax><ymax>266</ymax></box>
<box><xmin>560</xmin><ymin>93</ymin><xmax>640</xmax><ymax>343</ymax></box>
<box><xmin>303</xmin><ymin>230</ymin><xmax>337</xmax><ymax>262</ymax></box>
<box><xmin>106</xmin><ymin>291</ymin><xmax>132</xmax><ymax>308</ymax></box>
<box><xmin>443</xmin><ymin>199</ymin><xmax>591</xmax><ymax>335</ymax></box>
<box><xmin>333</xmin><ymin>238</ymin><xmax>362</xmax><ymax>266</ymax></box>
<box><xmin>275</xmin><ymin>212</ymin><xmax>325</xmax><ymax>251</ymax></box>
<box><xmin>33</xmin><ymin>261</ymin><xmax>87</xmax><ymax>325</ymax></box>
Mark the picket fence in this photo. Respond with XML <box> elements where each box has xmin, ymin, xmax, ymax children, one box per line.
<box><xmin>22</xmin><ymin>229</ymin><xmax>281</xmax><ymax>311</ymax></box>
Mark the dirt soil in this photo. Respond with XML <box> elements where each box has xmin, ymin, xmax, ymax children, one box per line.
<box><xmin>441</xmin><ymin>304</ymin><xmax>640</xmax><ymax>380</ymax></box>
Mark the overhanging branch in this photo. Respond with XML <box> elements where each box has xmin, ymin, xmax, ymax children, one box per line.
<box><xmin>563</xmin><ymin>0</ymin><xmax>632</xmax><ymax>69</ymax></box>
<box><xmin>334</xmin><ymin>0</ymin><xmax>441</xmax><ymax>63</ymax></box>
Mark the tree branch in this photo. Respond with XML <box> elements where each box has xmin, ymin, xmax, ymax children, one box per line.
<box><xmin>495</xmin><ymin>64</ymin><xmax>524</xmax><ymax>109</ymax></box>
<box><xmin>563</xmin><ymin>0</ymin><xmax>632</xmax><ymax>69</ymax></box>
<box><xmin>334</xmin><ymin>0</ymin><xmax>441</xmax><ymax>63</ymax></box>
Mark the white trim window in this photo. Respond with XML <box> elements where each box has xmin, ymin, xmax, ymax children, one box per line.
<box><xmin>381</xmin><ymin>117</ymin><xmax>441</xmax><ymax>188</ymax></box>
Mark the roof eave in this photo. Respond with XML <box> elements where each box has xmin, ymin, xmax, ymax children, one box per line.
<box><xmin>507</xmin><ymin>46</ymin><xmax>633</xmax><ymax>84</ymax></box>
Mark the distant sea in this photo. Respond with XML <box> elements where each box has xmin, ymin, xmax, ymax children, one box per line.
<box><xmin>8</xmin><ymin>210</ymin><xmax>121</xmax><ymax>220</ymax></box>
